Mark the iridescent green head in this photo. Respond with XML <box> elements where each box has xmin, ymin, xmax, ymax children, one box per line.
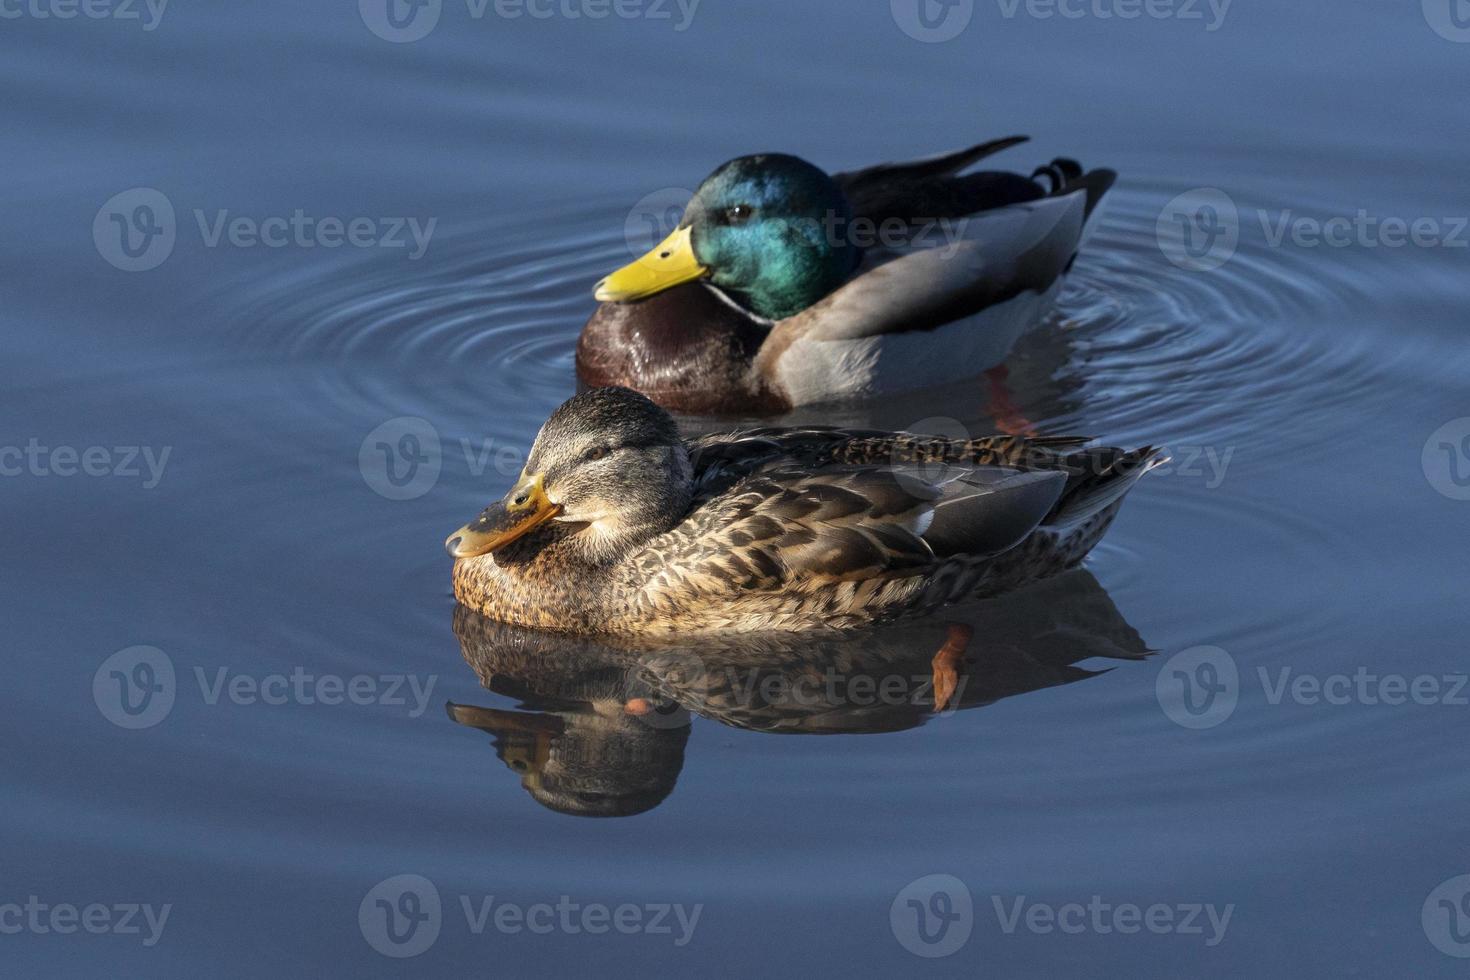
<box><xmin>595</xmin><ymin>154</ymin><xmax>859</xmax><ymax>321</ymax></box>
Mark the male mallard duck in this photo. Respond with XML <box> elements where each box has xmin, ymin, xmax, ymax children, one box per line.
<box><xmin>578</xmin><ymin>137</ymin><xmax>1115</xmax><ymax>415</ymax></box>
<box><xmin>445</xmin><ymin>387</ymin><xmax>1161</xmax><ymax>633</ymax></box>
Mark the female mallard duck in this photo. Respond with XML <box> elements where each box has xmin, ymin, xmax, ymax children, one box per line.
<box><xmin>578</xmin><ymin>136</ymin><xmax>1115</xmax><ymax>415</ymax></box>
<box><xmin>445</xmin><ymin>387</ymin><xmax>1161</xmax><ymax>633</ymax></box>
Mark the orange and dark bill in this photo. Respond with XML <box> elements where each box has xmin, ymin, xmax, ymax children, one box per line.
<box><xmin>444</xmin><ymin>472</ymin><xmax>560</xmax><ymax>559</ymax></box>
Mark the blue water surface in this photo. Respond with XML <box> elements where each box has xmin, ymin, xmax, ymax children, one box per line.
<box><xmin>3</xmin><ymin>1</ymin><xmax>1469</xmax><ymax>976</ymax></box>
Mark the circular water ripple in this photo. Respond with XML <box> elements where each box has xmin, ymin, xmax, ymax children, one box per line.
<box><xmin>204</xmin><ymin>181</ymin><xmax>1443</xmax><ymax>662</ymax></box>
<box><xmin>214</xmin><ymin>180</ymin><xmax>1426</xmax><ymax>443</ymax></box>
<box><xmin>1032</xmin><ymin>183</ymin><xmax>1414</xmax><ymax>447</ymax></box>
<box><xmin>218</xmin><ymin>196</ymin><xmax>631</xmax><ymax>418</ymax></box>
<box><xmin>85</xmin><ymin>178</ymin><xmax>1464</xmax><ymax>836</ymax></box>
<box><xmin>207</xmin><ymin>179</ymin><xmax>1445</xmax><ymax>460</ymax></box>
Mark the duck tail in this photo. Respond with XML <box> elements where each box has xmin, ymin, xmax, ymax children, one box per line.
<box><xmin>1031</xmin><ymin>158</ymin><xmax>1084</xmax><ymax>192</ymax></box>
<box><xmin>1044</xmin><ymin>446</ymin><xmax>1167</xmax><ymax>528</ymax></box>
<box><xmin>1030</xmin><ymin>158</ymin><xmax>1117</xmax><ymax>220</ymax></box>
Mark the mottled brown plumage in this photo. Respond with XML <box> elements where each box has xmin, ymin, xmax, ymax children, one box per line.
<box><xmin>449</xmin><ymin>388</ymin><xmax>1163</xmax><ymax>634</ymax></box>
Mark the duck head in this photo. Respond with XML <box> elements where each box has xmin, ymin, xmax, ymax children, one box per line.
<box><xmin>595</xmin><ymin>154</ymin><xmax>860</xmax><ymax>321</ymax></box>
<box><xmin>445</xmin><ymin>387</ymin><xmax>693</xmax><ymax>564</ymax></box>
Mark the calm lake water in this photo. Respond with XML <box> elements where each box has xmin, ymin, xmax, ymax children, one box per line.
<box><xmin>4</xmin><ymin>1</ymin><xmax>1469</xmax><ymax>976</ymax></box>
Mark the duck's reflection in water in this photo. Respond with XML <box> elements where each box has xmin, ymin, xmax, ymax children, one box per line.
<box><xmin>449</xmin><ymin>569</ymin><xmax>1147</xmax><ymax>818</ymax></box>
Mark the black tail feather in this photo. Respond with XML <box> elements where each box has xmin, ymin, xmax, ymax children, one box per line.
<box><xmin>833</xmin><ymin>135</ymin><xmax>1031</xmax><ymax>189</ymax></box>
<box><xmin>832</xmin><ymin>137</ymin><xmax>1114</xmax><ymax>227</ymax></box>
<box><xmin>1059</xmin><ymin>168</ymin><xmax>1117</xmax><ymax>220</ymax></box>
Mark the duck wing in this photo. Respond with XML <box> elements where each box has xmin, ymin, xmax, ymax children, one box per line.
<box><xmin>686</xmin><ymin>427</ymin><xmax>1092</xmax><ymax>501</ymax></box>
<box><xmin>759</xmin><ymin>191</ymin><xmax>1085</xmax><ymax>348</ymax></box>
<box><xmin>655</xmin><ymin>462</ymin><xmax>1067</xmax><ymax>600</ymax></box>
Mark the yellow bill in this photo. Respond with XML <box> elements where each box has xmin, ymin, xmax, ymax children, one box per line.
<box><xmin>445</xmin><ymin>473</ymin><xmax>561</xmax><ymax>559</ymax></box>
<box><xmin>594</xmin><ymin>225</ymin><xmax>708</xmax><ymax>302</ymax></box>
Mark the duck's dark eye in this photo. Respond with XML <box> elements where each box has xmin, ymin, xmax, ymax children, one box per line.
<box><xmin>582</xmin><ymin>445</ymin><xmax>610</xmax><ymax>463</ymax></box>
<box><xmin>725</xmin><ymin>204</ymin><xmax>754</xmax><ymax>224</ymax></box>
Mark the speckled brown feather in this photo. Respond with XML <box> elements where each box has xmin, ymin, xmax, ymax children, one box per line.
<box><xmin>452</xmin><ymin>427</ymin><xmax>1163</xmax><ymax>634</ymax></box>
